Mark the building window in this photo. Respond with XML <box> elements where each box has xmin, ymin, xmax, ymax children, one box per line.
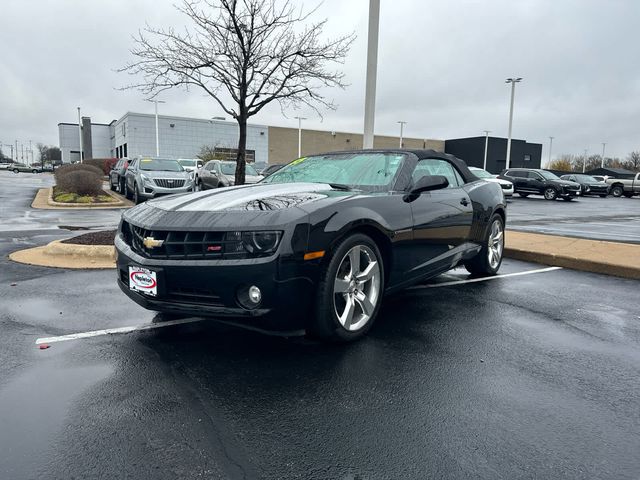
<box><xmin>524</xmin><ymin>154</ymin><xmax>531</xmax><ymax>162</ymax></box>
<box><xmin>214</xmin><ymin>147</ymin><xmax>256</xmax><ymax>163</ymax></box>
<box><xmin>121</xmin><ymin>123</ymin><xmax>126</xmax><ymax>137</ymax></box>
<box><xmin>123</xmin><ymin>143</ymin><xmax>128</xmax><ymax>157</ymax></box>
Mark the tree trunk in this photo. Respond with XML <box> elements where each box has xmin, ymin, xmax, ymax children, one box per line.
<box><xmin>235</xmin><ymin>115</ymin><xmax>247</xmax><ymax>185</ymax></box>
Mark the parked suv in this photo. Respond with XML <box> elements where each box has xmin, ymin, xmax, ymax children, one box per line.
<box><xmin>109</xmin><ymin>158</ymin><xmax>129</xmax><ymax>193</ymax></box>
<box><xmin>499</xmin><ymin>168</ymin><xmax>581</xmax><ymax>201</ymax></box>
<box><xmin>124</xmin><ymin>157</ymin><xmax>194</xmax><ymax>204</ymax></box>
<box><xmin>196</xmin><ymin>160</ymin><xmax>263</xmax><ymax>190</ymax></box>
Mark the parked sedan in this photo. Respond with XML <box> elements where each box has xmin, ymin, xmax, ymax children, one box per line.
<box><xmin>469</xmin><ymin>167</ymin><xmax>513</xmax><ymax>197</ymax></box>
<box><xmin>560</xmin><ymin>174</ymin><xmax>610</xmax><ymax>197</ymax></box>
<box><xmin>499</xmin><ymin>168</ymin><xmax>581</xmax><ymax>200</ymax></box>
<box><xmin>196</xmin><ymin>160</ymin><xmax>263</xmax><ymax>190</ymax></box>
<box><xmin>109</xmin><ymin>158</ymin><xmax>129</xmax><ymax>193</ymax></box>
<box><xmin>115</xmin><ymin>149</ymin><xmax>506</xmax><ymax>341</ymax></box>
<box><xmin>10</xmin><ymin>163</ymin><xmax>41</xmax><ymax>174</ymax></box>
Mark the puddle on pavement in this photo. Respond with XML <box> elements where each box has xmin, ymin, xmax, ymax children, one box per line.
<box><xmin>0</xmin><ymin>363</ymin><xmax>112</xmax><ymax>478</ymax></box>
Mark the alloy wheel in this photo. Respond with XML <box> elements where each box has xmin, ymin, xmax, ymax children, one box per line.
<box><xmin>544</xmin><ymin>188</ymin><xmax>557</xmax><ymax>200</ymax></box>
<box><xmin>487</xmin><ymin>219</ymin><xmax>504</xmax><ymax>269</ymax></box>
<box><xmin>333</xmin><ymin>245</ymin><xmax>380</xmax><ymax>331</ymax></box>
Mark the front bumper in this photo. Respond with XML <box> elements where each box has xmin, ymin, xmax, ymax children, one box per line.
<box><xmin>114</xmin><ymin>235</ymin><xmax>315</xmax><ymax>331</ymax></box>
<box><xmin>559</xmin><ymin>186</ymin><xmax>580</xmax><ymax>197</ymax></box>
<box><xmin>140</xmin><ymin>183</ymin><xmax>193</xmax><ymax>199</ymax></box>
<box><xmin>582</xmin><ymin>184</ymin><xmax>610</xmax><ymax>195</ymax></box>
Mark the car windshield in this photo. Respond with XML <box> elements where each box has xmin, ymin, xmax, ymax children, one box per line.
<box><xmin>138</xmin><ymin>158</ymin><xmax>183</xmax><ymax>172</ymax></box>
<box><xmin>573</xmin><ymin>174</ymin><xmax>598</xmax><ymax>182</ymax></box>
<box><xmin>471</xmin><ymin>168</ymin><xmax>494</xmax><ymax>179</ymax></box>
<box><xmin>220</xmin><ymin>162</ymin><xmax>259</xmax><ymax>176</ymax></box>
<box><xmin>177</xmin><ymin>159</ymin><xmax>196</xmax><ymax>168</ymax></box>
<box><xmin>539</xmin><ymin>170</ymin><xmax>559</xmax><ymax>180</ymax></box>
<box><xmin>262</xmin><ymin>152</ymin><xmax>408</xmax><ymax>191</ymax></box>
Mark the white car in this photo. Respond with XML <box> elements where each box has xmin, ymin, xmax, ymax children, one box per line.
<box><xmin>0</xmin><ymin>162</ymin><xmax>14</xmax><ymax>170</ymax></box>
<box><xmin>177</xmin><ymin>158</ymin><xmax>204</xmax><ymax>175</ymax></box>
<box><xmin>469</xmin><ymin>167</ymin><xmax>514</xmax><ymax>197</ymax></box>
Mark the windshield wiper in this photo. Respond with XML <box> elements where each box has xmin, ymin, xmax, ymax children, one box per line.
<box><xmin>328</xmin><ymin>183</ymin><xmax>355</xmax><ymax>191</ymax></box>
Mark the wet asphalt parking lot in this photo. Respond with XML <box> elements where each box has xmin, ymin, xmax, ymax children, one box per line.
<box><xmin>1</xmin><ymin>171</ymin><xmax>639</xmax><ymax>479</ymax></box>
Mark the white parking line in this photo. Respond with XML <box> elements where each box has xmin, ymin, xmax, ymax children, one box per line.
<box><xmin>408</xmin><ymin>266</ymin><xmax>562</xmax><ymax>289</ymax></box>
<box><xmin>35</xmin><ymin>266</ymin><xmax>562</xmax><ymax>345</ymax></box>
<box><xmin>35</xmin><ymin>317</ymin><xmax>206</xmax><ymax>345</ymax></box>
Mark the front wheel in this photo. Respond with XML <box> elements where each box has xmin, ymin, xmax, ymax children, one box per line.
<box><xmin>543</xmin><ymin>187</ymin><xmax>558</xmax><ymax>200</ymax></box>
<box><xmin>310</xmin><ymin>234</ymin><xmax>384</xmax><ymax>342</ymax></box>
<box><xmin>611</xmin><ymin>185</ymin><xmax>624</xmax><ymax>197</ymax></box>
<box><xmin>12</xmin><ymin>169</ymin><xmax>19</xmax><ymax>174</ymax></box>
<box><xmin>109</xmin><ymin>179</ymin><xmax>116</xmax><ymax>191</ymax></box>
<box><xmin>32</xmin><ymin>169</ymin><xmax>38</xmax><ymax>174</ymax></box>
<box><xmin>133</xmin><ymin>184</ymin><xmax>142</xmax><ymax>204</ymax></box>
<box><xmin>465</xmin><ymin>214</ymin><xmax>504</xmax><ymax>276</ymax></box>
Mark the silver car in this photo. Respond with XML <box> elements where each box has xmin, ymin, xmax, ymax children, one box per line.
<box><xmin>196</xmin><ymin>160</ymin><xmax>264</xmax><ymax>190</ymax></box>
<box><xmin>124</xmin><ymin>157</ymin><xmax>194</xmax><ymax>204</ymax></box>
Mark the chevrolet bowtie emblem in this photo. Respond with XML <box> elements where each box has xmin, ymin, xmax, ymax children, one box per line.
<box><xmin>143</xmin><ymin>237</ymin><xmax>164</xmax><ymax>249</ymax></box>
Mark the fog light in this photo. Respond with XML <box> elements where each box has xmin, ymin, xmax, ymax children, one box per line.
<box><xmin>248</xmin><ymin>285</ymin><xmax>262</xmax><ymax>304</ymax></box>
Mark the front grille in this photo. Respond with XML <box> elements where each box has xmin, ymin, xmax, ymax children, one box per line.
<box><xmin>153</xmin><ymin>178</ymin><xmax>185</xmax><ymax>188</ymax></box>
<box><xmin>166</xmin><ymin>287</ymin><xmax>225</xmax><ymax>307</ymax></box>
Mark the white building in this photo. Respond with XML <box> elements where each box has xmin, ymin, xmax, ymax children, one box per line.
<box><xmin>59</xmin><ymin>112</ymin><xmax>269</xmax><ymax>164</ymax></box>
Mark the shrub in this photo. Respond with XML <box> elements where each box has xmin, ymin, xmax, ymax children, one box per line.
<box><xmin>54</xmin><ymin>163</ymin><xmax>103</xmax><ymax>184</ymax></box>
<box><xmin>83</xmin><ymin>158</ymin><xmax>117</xmax><ymax>175</ymax></box>
<box><xmin>57</xmin><ymin>170</ymin><xmax>103</xmax><ymax>196</ymax></box>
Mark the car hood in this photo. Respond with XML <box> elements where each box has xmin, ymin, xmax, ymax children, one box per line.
<box><xmin>123</xmin><ymin>182</ymin><xmax>357</xmax><ymax>230</ymax></box>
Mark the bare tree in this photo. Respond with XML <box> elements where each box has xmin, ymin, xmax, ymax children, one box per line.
<box><xmin>624</xmin><ymin>151</ymin><xmax>640</xmax><ymax>171</ymax></box>
<box><xmin>120</xmin><ymin>0</ymin><xmax>354</xmax><ymax>184</ymax></box>
<box><xmin>548</xmin><ymin>156</ymin><xmax>573</xmax><ymax>172</ymax></box>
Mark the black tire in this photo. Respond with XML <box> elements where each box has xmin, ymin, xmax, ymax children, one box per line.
<box><xmin>109</xmin><ymin>178</ymin><xmax>116</xmax><ymax>191</ymax></box>
<box><xmin>611</xmin><ymin>185</ymin><xmax>624</xmax><ymax>197</ymax></box>
<box><xmin>309</xmin><ymin>233</ymin><xmax>385</xmax><ymax>342</ymax></box>
<box><xmin>543</xmin><ymin>187</ymin><xmax>558</xmax><ymax>200</ymax></box>
<box><xmin>32</xmin><ymin>169</ymin><xmax>38</xmax><ymax>174</ymax></box>
<box><xmin>119</xmin><ymin>178</ymin><xmax>126</xmax><ymax>194</ymax></box>
<box><xmin>518</xmin><ymin>193</ymin><xmax>529</xmax><ymax>198</ymax></box>
<box><xmin>133</xmin><ymin>184</ymin><xmax>141</xmax><ymax>204</ymax></box>
<box><xmin>599</xmin><ymin>194</ymin><xmax>607</xmax><ymax>198</ymax></box>
<box><xmin>125</xmin><ymin>183</ymin><xmax>132</xmax><ymax>200</ymax></box>
<box><xmin>464</xmin><ymin>213</ymin><xmax>504</xmax><ymax>276</ymax></box>
<box><xmin>12</xmin><ymin>169</ymin><xmax>19</xmax><ymax>174</ymax></box>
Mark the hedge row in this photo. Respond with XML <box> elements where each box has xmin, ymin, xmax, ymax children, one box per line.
<box><xmin>82</xmin><ymin>158</ymin><xmax>118</xmax><ymax>175</ymax></box>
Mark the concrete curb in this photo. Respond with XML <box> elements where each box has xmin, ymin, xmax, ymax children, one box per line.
<box><xmin>9</xmin><ymin>240</ymin><xmax>116</xmax><ymax>269</ymax></box>
<box><xmin>31</xmin><ymin>188</ymin><xmax>132</xmax><ymax>210</ymax></box>
<box><xmin>504</xmin><ymin>231</ymin><xmax>640</xmax><ymax>280</ymax></box>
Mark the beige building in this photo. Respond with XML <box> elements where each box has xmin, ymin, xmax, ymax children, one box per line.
<box><xmin>268</xmin><ymin>126</ymin><xmax>445</xmax><ymax>164</ymax></box>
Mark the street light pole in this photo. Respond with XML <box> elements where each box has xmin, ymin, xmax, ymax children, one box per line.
<box><xmin>77</xmin><ymin>107</ymin><xmax>84</xmax><ymax>163</ymax></box>
<box><xmin>363</xmin><ymin>0</ymin><xmax>380</xmax><ymax>149</ymax></box>
<box><xmin>601</xmin><ymin>142</ymin><xmax>606</xmax><ymax>168</ymax></box>
<box><xmin>548</xmin><ymin>136</ymin><xmax>554</xmax><ymax>166</ymax></box>
<box><xmin>505</xmin><ymin>77</ymin><xmax>522</xmax><ymax>170</ymax></box>
<box><xmin>146</xmin><ymin>99</ymin><xmax>166</xmax><ymax>156</ymax></box>
<box><xmin>294</xmin><ymin>116</ymin><xmax>306</xmax><ymax>157</ymax></box>
<box><xmin>483</xmin><ymin>130</ymin><xmax>491</xmax><ymax>170</ymax></box>
<box><xmin>583</xmin><ymin>149</ymin><xmax>588</xmax><ymax>173</ymax></box>
<box><xmin>397</xmin><ymin>121</ymin><xmax>407</xmax><ymax>148</ymax></box>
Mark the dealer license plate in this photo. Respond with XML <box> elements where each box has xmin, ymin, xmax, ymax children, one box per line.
<box><xmin>129</xmin><ymin>266</ymin><xmax>158</xmax><ymax>296</ymax></box>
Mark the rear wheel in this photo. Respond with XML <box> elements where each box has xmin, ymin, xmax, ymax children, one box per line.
<box><xmin>310</xmin><ymin>234</ymin><xmax>384</xmax><ymax>342</ymax></box>
<box><xmin>32</xmin><ymin>169</ymin><xmax>38</xmax><ymax>174</ymax></box>
<box><xmin>125</xmin><ymin>183</ymin><xmax>132</xmax><ymax>200</ymax></box>
<box><xmin>109</xmin><ymin>178</ymin><xmax>116</xmax><ymax>191</ymax></box>
<box><xmin>518</xmin><ymin>192</ymin><xmax>529</xmax><ymax>198</ymax></box>
<box><xmin>119</xmin><ymin>178</ymin><xmax>126</xmax><ymax>194</ymax></box>
<box><xmin>12</xmin><ymin>169</ymin><xmax>19</xmax><ymax>174</ymax></box>
<box><xmin>465</xmin><ymin>214</ymin><xmax>504</xmax><ymax>276</ymax></box>
<box><xmin>543</xmin><ymin>187</ymin><xmax>558</xmax><ymax>200</ymax></box>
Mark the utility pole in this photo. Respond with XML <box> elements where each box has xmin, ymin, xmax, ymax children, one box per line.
<box><xmin>77</xmin><ymin>107</ymin><xmax>84</xmax><ymax>163</ymax></box>
<box><xmin>483</xmin><ymin>130</ymin><xmax>491</xmax><ymax>170</ymax></box>
<box><xmin>362</xmin><ymin>0</ymin><xmax>380</xmax><ymax>149</ymax></box>
<box><xmin>294</xmin><ymin>116</ymin><xmax>306</xmax><ymax>157</ymax></box>
<box><xmin>29</xmin><ymin>140</ymin><xmax>32</xmax><ymax>165</ymax></box>
<box><xmin>548</xmin><ymin>137</ymin><xmax>554</xmax><ymax>166</ymax></box>
<box><xmin>601</xmin><ymin>143</ymin><xmax>606</xmax><ymax>168</ymax></box>
<box><xmin>583</xmin><ymin>149</ymin><xmax>588</xmax><ymax>173</ymax></box>
<box><xmin>505</xmin><ymin>77</ymin><xmax>522</xmax><ymax>169</ymax></box>
<box><xmin>397</xmin><ymin>121</ymin><xmax>407</xmax><ymax>148</ymax></box>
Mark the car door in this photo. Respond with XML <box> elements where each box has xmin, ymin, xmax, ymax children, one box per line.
<box><xmin>526</xmin><ymin>171</ymin><xmax>545</xmax><ymax>193</ymax></box>
<box><xmin>200</xmin><ymin>162</ymin><xmax>216</xmax><ymax>188</ymax></box>
<box><xmin>405</xmin><ymin>158</ymin><xmax>474</xmax><ymax>281</ymax></box>
<box><xmin>505</xmin><ymin>170</ymin><xmax>529</xmax><ymax>192</ymax></box>
<box><xmin>126</xmin><ymin>159</ymin><xmax>137</xmax><ymax>191</ymax></box>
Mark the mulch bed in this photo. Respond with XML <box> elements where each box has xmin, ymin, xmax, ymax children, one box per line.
<box><xmin>61</xmin><ymin>229</ymin><xmax>117</xmax><ymax>245</ymax></box>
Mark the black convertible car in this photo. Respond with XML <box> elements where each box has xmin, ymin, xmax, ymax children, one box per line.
<box><xmin>115</xmin><ymin>150</ymin><xmax>506</xmax><ymax>341</ymax></box>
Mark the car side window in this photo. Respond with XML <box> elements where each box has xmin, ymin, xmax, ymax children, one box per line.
<box><xmin>412</xmin><ymin>159</ymin><xmax>462</xmax><ymax>188</ymax></box>
<box><xmin>129</xmin><ymin>159</ymin><xmax>137</xmax><ymax>170</ymax></box>
<box><xmin>507</xmin><ymin>170</ymin><xmax>524</xmax><ymax>178</ymax></box>
<box><xmin>527</xmin><ymin>171</ymin><xmax>542</xmax><ymax>180</ymax></box>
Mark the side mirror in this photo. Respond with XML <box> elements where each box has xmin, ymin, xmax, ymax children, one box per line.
<box><xmin>404</xmin><ymin>175</ymin><xmax>449</xmax><ymax>202</ymax></box>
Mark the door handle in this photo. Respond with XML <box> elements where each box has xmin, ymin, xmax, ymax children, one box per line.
<box><xmin>460</xmin><ymin>198</ymin><xmax>469</xmax><ymax>206</ymax></box>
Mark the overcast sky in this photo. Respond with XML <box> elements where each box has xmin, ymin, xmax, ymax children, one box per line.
<box><xmin>2</xmin><ymin>0</ymin><xmax>639</xmax><ymax>162</ymax></box>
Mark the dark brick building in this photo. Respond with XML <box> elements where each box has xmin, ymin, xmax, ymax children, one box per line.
<box><xmin>445</xmin><ymin>136</ymin><xmax>542</xmax><ymax>174</ymax></box>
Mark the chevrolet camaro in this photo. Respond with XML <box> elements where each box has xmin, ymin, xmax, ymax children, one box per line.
<box><xmin>115</xmin><ymin>150</ymin><xmax>506</xmax><ymax>341</ymax></box>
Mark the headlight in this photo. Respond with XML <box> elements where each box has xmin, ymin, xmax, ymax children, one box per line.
<box><xmin>140</xmin><ymin>174</ymin><xmax>151</xmax><ymax>185</ymax></box>
<box><xmin>226</xmin><ymin>231</ymin><xmax>282</xmax><ymax>255</ymax></box>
